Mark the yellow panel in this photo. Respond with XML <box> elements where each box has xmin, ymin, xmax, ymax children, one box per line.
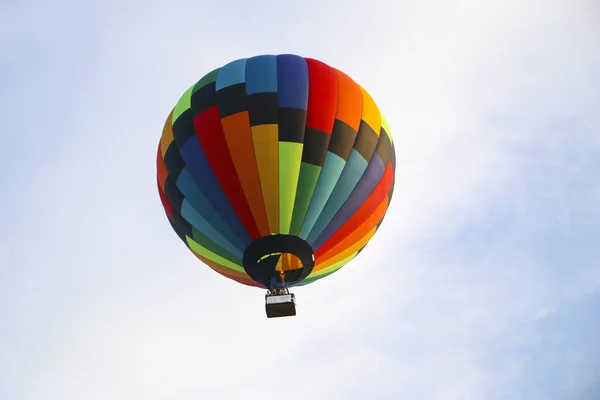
<box><xmin>359</xmin><ymin>86</ymin><xmax>381</xmax><ymax>136</ymax></box>
<box><xmin>252</xmin><ymin>124</ymin><xmax>279</xmax><ymax>234</ymax></box>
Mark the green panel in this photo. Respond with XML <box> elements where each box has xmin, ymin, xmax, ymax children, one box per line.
<box><xmin>299</xmin><ymin>152</ymin><xmax>346</xmax><ymax>239</ymax></box>
<box><xmin>380</xmin><ymin>111</ymin><xmax>393</xmax><ymax>143</ymax></box>
<box><xmin>289</xmin><ymin>162</ymin><xmax>322</xmax><ymax>235</ymax></box>
<box><xmin>191</xmin><ymin>227</ymin><xmax>242</xmax><ymax>267</ymax></box>
<box><xmin>193</xmin><ymin>68</ymin><xmax>220</xmax><ymax>93</ymax></box>
<box><xmin>185</xmin><ymin>236</ymin><xmax>245</xmax><ymax>272</ymax></box>
<box><xmin>172</xmin><ymin>85</ymin><xmax>194</xmax><ymax>124</ymax></box>
<box><xmin>278</xmin><ymin>142</ymin><xmax>303</xmax><ymax>234</ymax></box>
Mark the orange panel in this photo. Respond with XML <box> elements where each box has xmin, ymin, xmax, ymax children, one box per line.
<box><xmin>221</xmin><ymin>112</ymin><xmax>270</xmax><ymax>236</ymax></box>
<box><xmin>314</xmin><ymin>226</ymin><xmax>377</xmax><ymax>271</ymax></box>
<box><xmin>160</xmin><ymin>109</ymin><xmax>175</xmax><ymax>156</ymax></box>
<box><xmin>252</xmin><ymin>124</ymin><xmax>279</xmax><ymax>233</ymax></box>
<box><xmin>156</xmin><ymin>144</ymin><xmax>168</xmax><ymax>191</ymax></box>
<box><xmin>315</xmin><ymin>163</ymin><xmax>394</xmax><ymax>258</ymax></box>
<box><xmin>334</xmin><ymin>69</ymin><xmax>363</xmax><ymax>131</ymax></box>
<box><xmin>317</xmin><ymin>198</ymin><xmax>388</xmax><ymax>264</ymax></box>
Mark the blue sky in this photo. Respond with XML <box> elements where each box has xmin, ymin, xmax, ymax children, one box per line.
<box><xmin>1</xmin><ymin>0</ymin><xmax>599</xmax><ymax>399</ymax></box>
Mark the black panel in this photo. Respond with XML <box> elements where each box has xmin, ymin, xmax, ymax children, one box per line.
<box><xmin>353</xmin><ymin>121</ymin><xmax>379</xmax><ymax>161</ymax></box>
<box><xmin>389</xmin><ymin>137</ymin><xmax>397</xmax><ymax>169</ymax></box>
<box><xmin>170</xmin><ymin>207</ymin><xmax>193</xmax><ymax>239</ymax></box>
<box><xmin>172</xmin><ymin>108</ymin><xmax>196</xmax><ymax>144</ymax></box>
<box><xmin>248</xmin><ymin>92</ymin><xmax>278</xmax><ymax>126</ymax></box>
<box><xmin>383</xmin><ymin>132</ymin><xmax>396</xmax><ymax>202</ymax></box>
<box><xmin>242</xmin><ymin>234</ymin><xmax>315</xmax><ymax>288</ymax></box>
<box><xmin>374</xmin><ymin>130</ymin><xmax>394</xmax><ymax>166</ymax></box>
<box><xmin>302</xmin><ymin>128</ymin><xmax>330</xmax><ymax>166</ymax></box>
<box><xmin>163</xmin><ymin>143</ymin><xmax>185</xmax><ymax>181</ymax></box>
<box><xmin>328</xmin><ymin>119</ymin><xmax>358</xmax><ymax>160</ymax></box>
<box><xmin>278</xmin><ymin>107</ymin><xmax>307</xmax><ymax>143</ymax></box>
<box><xmin>216</xmin><ymin>83</ymin><xmax>247</xmax><ymax>118</ymax></box>
<box><xmin>163</xmin><ymin>176</ymin><xmax>184</xmax><ymax>215</ymax></box>
<box><xmin>167</xmin><ymin>214</ymin><xmax>188</xmax><ymax>244</ymax></box>
<box><xmin>190</xmin><ymin>82</ymin><xmax>217</xmax><ymax>117</ymax></box>
<box><xmin>380</xmin><ymin>126</ymin><xmax>390</xmax><ymax>143</ymax></box>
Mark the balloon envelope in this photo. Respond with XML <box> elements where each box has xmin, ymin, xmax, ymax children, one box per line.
<box><xmin>157</xmin><ymin>54</ymin><xmax>396</xmax><ymax>289</ymax></box>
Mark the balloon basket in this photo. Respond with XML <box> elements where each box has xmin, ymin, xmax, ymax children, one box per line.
<box><xmin>265</xmin><ymin>292</ymin><xmax>297</xmax><ymax>318</ymax></box>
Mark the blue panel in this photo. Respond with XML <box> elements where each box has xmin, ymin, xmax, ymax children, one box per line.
<box><xmin>215</xmin><ymin>58</ymin><xmax>247</xmax><ymax>91</ymax></box>
<box><xmin>178</xmin><ymin>137</ymin><xmax>252</xmax><ymax>246</ymax></box>
<box><xmin>311</xmin><ymin>153</ymin><xmax>385</xmax><ymax>249</ymax></box>
<box><xmin>245</xmin><ymin>55</ymin><xmax>278</xmax><ymax>94</ymax></box>
<box><xmin>176</xmin><ymin>168</ymin><xmax>246</xmax><ymax>253</ymax></box>
<box><xmin>276</xmin><ymin>54</ymin><xmax>308</xmax><ymax>109</ymax></box>
<box><xmin>299</xmin><ymin>152</ymin><xmax>346</xmax><ymax>239</ymax></box>
<box><xmin>305</xmin><ymin>149</ymin><xmax>369</xmax><ymax>243</ymax></box>
<box><xmin>180</xmin><ymin>199</ymin><xmax>244</xmax><ymax>258</ymax></box>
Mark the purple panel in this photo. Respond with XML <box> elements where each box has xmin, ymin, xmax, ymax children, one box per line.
<box><xmin>311</xmin><ymin>153</ymin><xmax>386</xmax><ymax>250</ymax></box>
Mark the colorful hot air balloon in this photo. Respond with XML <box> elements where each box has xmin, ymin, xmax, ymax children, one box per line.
<box><xmin>157</xmin><ymin>54</ymin><xmax>396</xmax><ymax>317</ymax></box>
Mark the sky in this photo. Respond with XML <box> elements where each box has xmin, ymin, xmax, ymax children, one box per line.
<box><xmin>1</xmin><ymin>0</ymin><xmax>599</xmax><ymax>399</ymax></box>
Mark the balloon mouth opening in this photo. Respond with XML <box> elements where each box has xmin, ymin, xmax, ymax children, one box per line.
<box><xmin>242</xmin><ymin>235</ymin><xmax>315</xmax><ymax>289</ymax></box>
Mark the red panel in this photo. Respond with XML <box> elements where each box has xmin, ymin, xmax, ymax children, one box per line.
<box><xmin>315</xmin><ymin>199</ymin><xmax>387</xmax><ymax>265</ymax></box>
<box><xmin>193</xmin><ymin>106</ymin><xmax>261</xmax><ymax>240</ymax></box>
<box><xmin>305</xmin><ymin>58</ymin><xmax>338</xmax><ymax>133</ymax></box>
<box><xmin>157</xmin><ymin>177</ymin><xmax>173</xmax><ymax>219</ymax></box>
<box><xmin>315</xmin><ymin>162</ymin><xmax>395</xmax><ymax>258</ymax></box>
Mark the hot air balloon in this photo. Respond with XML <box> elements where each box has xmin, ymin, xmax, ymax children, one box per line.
<box><xmin>157</xmin><ymin>54</ymin><xmax>396</xmax><ymax>318</ymax></box>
